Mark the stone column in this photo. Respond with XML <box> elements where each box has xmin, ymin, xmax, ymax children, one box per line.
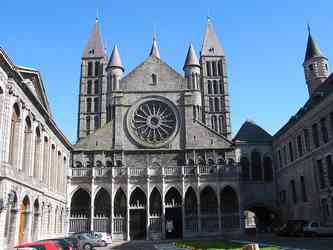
<box><xmin>161</xmin><ymin>171</ymin><xmax>166</xmax><ymax>239</ymax></box>
<box><xmin>181</xmin><ymin>169</ymin><xmax>185</xmax><ymax>238</ymax></box>
<box><xmin>197</xmin><ymin>187</ymin><xmax>201</xmax><ymax>233</ymax></box>
<box><xmin>146</xmin><ymin>179</ymin><xmax>150</xmax><ymax>240</ymax></box>
<box><xmin>110</xmin><ymin>184</ymin><xmax>114</xmax><ymax>236</ymax></box>
<box><xmin>217</xmin><ymin>186</ymin><xmax>222</xmax><ymax>233</ymax></box>
<box><xmin>126</xmin><ymin>185</ymin><xmax>130</xmax><ymax>240</ymax></box>
<box><xmin>1</xmin><ymin>87</ymin><xmax>12</xmax><ymax>163</ymax></box>
<box><xmin>91</xmin><ymin>180</ymin><xmax>95</xmax><ymax>231</ymax></box>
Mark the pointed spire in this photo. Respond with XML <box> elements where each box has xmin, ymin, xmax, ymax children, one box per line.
<box><xmin>201</xmin><ymin>17</ymin><xmax>224</xmax><ymax>56</ymax></box>
<box><xmin>107</xmin><ymin>45</ymin><xmax>124</xmax><ymax>71</ymax></box>
<box><xmin>183</xmin><ymin>43</ymin><xmax>200</xmax><ymax>69</ymax></box>
<box><xmin>304</xmin><ymin>27</ymin><xmax>325</xmax><ymax>62</ymax></box>
<box><xmin>149</xmin><ymin>34</ymin><xmax>161</xmax><ymax>59</ymax></box>
<box><xmin>82</xmin><ymin>18</ymin><xmax>107</xmax><ymax>58</ymax></box>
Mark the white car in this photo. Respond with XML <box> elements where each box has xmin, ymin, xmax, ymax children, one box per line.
<box><xmin>303</xmin><ymin>221</ymin><xmax>333</xmax><ymax>236</ymax></box>
<box><xmin>95</xmin><ymin>232</ymin><xmax>112</xmax><ymax>245</ymax></box>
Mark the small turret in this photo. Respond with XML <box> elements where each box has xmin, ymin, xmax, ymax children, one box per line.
<box><xmin>107</xmin><ymin>45</ymin><xmax>124</xmax><ymax>91</ymax></box>
<box><xmin>149</xmin><ymin>35</ymin><xmax>161</xmax><ymax>59</ymax></box>
<box><xmin>183</xmin><ymin>43</ymin><xmax>200</xmax><ymax>90</ymax></box>
<box><xmin>303</xmin><ymin>28</ymin><xmax>329</xmax><ymax>96</ymax></box>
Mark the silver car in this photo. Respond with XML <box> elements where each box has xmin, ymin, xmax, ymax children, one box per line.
<box><xmin>71</xmin><ymin>232</ymin><xmax>105</xmax><ymax>250</ymax></box>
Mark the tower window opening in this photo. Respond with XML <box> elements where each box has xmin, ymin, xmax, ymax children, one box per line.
<box><xmin>208</xmin><ymin>80</ymin><xmax>212</xmax><ymax>94</ymax></box>
<box><xmin>206</xmin><ymin>62</ymin><xmax>211</xmax><ymax>76</ymax></box>
<box><xmin>87</xmin><ymin>80</ymin><xmax>92</xmax><ymax>94</ymax></box>
<box><xmin>152</xmin><ymin>73</ymin><xmax>158</xmax><ymax>85</ymax></box>
<box><xmin>95</xmin><ymin>61</ymin><xmax>100</xmax><ymax>76</ymax></box>
<box><xmin>212</xmin><ymin>61</ymin><xmax>217</xmax><ymax>76</ymax></box>
<box><xmin>309</xmin><ymin>64</ymin><xmax>314</xmax><ymax>71</ymax></box>
<box><xmin>94</xmin><ymin>80</ymin><xmax>99</xmax><ymax>94</ymax></box>
<box><xmin>87</xmin><ymin>62</ymin><xmax>93</xmax><ymax>76</ymax></box>
<box><xmin>89</xmin><ymin>49</ymin><xmax>95</xmax><ymax>55</ymax></box>
<box><xmin>325</xmin><ymin>64</ymin><xmax>328</xmax><ymax>70</ymax></box>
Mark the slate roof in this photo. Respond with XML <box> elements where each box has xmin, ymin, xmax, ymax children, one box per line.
<box><xmin>304</xmin><ymin>33</ymin><xmax>325</xmax><ymax>62</ymax></box>
<box><xmin>201</xmin><ymin>18</ymin><xmax>224</xmax><ymax>56</ymax></box>
<box><xmin>107</xmin><ymin>45</ymin><xmax>124</xmax><ymax>71</ymax></box>
<box><xmin>149</xmin><ymin>36</ymin><xmax>160</xmax><ymax>59</ymax></box>
<box><xmin>234</xmin><ymin>120</ymin><xmax>272</xmax><ymax>143</ymax></box>
<box><xmin>183</xmin><ymin>43</ymin><xmax>200</xmax><ymax>69</ymax></box>
<box><xmin>275</xmin><ymin>73</ymin><xmax>333</xmax><ymax>138</ymax></box>
<box><xmin>82</xmin><ymin>19</ymin><xmax>106</xmax><ymax>58</ymax></box>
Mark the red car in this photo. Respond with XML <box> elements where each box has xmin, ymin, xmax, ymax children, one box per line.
<box><xmin>15</xmin><ymin>241</ymin><xmax>61</xmax><ymax>250</ymax></box>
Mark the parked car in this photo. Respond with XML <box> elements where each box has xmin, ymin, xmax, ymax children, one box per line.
<box><xmin>303</xmin><ymin>221</ymin><xmax>333</xmax><ymax>237</ymax></box>
<box><xmin>276</xmin><ymin>220</ymin><xmax>308</xmax><ymax>236</ymax></box>
<box><xmin>95</xmin><ymin>232</ymin><xmax>112</xmax><ymax>245</ymax></box>
<box><xmin>15</xmin><ymin>241</ymin><xmax>61</xmax><ymax>250</ymax></box>
<box><xmin>39</xmin><ymin>238</ymin><xmax>73</xmax><ymax>250</ymax></box>
<box><xmin>71</xmin><ymin>232</ymin><xmax>105</xmax><ymax>250</ymax></box>
<box><xmin>63</xmin><ymin>237</ymin><xmax>80</xmax><ymax>250</ymax></box>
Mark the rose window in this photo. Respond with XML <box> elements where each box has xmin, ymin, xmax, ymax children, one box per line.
<box><xmin>127</xmin><ymin>97</ymin><xmax>179</xmax><ymax>148</ymax></box>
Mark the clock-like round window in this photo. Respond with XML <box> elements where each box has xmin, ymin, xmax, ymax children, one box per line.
<box><xmin>127</xmin><ymin>97</ymin><xmax>179</xmax><ymax>148</ymax></box>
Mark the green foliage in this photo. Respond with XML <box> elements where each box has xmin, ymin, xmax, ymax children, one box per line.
<box><xmin>175</xmin><ymin>240</ymin><xmax>280</xmax><ymax>250</ymax></box>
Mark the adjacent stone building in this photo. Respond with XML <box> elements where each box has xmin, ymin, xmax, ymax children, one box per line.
<box><xmin>273</xmin><ymin>31</ymin><xmax>333</xmax><ymax>225</ymax></box>
<box><xmin>0</xmin><ymin>48</ymin><xmax>71</xmax><ymax>250</ymax></box>
<box><xmin>68</xmin><ymin>17</ymin><xmax>276</xmax><ymax>240</ymax></box>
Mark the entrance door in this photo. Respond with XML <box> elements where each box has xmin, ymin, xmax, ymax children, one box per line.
<box><xmin>130</xmin><ymin>209</ymin><xmax>146</xmax><ymax>239</ymax></box>
<box><xmin>165</xmin><ymin>207</ymin><xmax>182</xmax><ymax>239</ymax></box>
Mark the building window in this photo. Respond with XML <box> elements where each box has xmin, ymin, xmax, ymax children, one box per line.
<box><xmin>206</xmin><ymin>61</ymin><xmax>211</xmax><ymax>76</ymax></box>
<box><xmin>326</xmin><ymin>155</ymin><xmax>333</xmax><ymax>187</ymax></box>
<box><xmin>94</xmin><ymin>98</ymin><xmax>99</xmax><ymax>112</ymax></box>
<box><xmin>290</xmin><ymin>180</ymin><xmax>297</xmax><ymax>204</ymax></box>
<box><xmin>317</xmin><ymin>159</ymin><xmax>326</xmax><ymax>189</ymax></box>
<box><xmin>152</xmin><ymin>73</ymin><xmax>158</xmax><ymax>85</ymax></box>
<box><xmin>283</xmin><ymin>146</ymin><xmax>287</xmax><ymax>165</ymax></box>
<box><xmin>278</xmin><ymin>150</ymin><xmax>282</xmax><ymax>168</ymax></box>
<box><xmin>94</xmin><ymin>115</ymin><xmax>100</xmax><ymax>130</ymax></box>
<box><xmin>209</xmin><ymin>98</ymin><xmax>214</xmax><ymax>112</ymax></box>
<box><xmin>312</xmin><ymin>123</ymin><xmax>320</xmax><ymax>148</ymax></box>
<box><xmin>309</xmin><ymin>64</ymin><xmax>314</xmax><ymax>71</ymax></box>
<box><xmin>303</xmin><ymin>128</ymin><xmax>310</xmax><ymax>152</ymax></box>
<box><xmin>95</xmin><ymin>61</ymin><xmax>100</xmax><ymax>76</ymax></box>
<box><xmin>218</xmin><ymin>116</ymin><xmax>223</xmax><ymax>133</ymax></box>
<box><xmin>94</xmin><ymin>80</ymin><xmax>99</xmax><ymax>94</ymax></box>
<box><xmin>297</xmin><ymin>135</ymin><xmax>303</xmax><ymax>157</ymax></box>
<box><xmin>214</xmin><ymin>98</ymin><xmax>219</xmax><ymax>112</ymax></box>
<box><xmin>86</xmin><ymin>98</ymin><xmax>92</xmax><ymax>113</ymax></box>
<box><xmin>86</xmin><ymin>116</ymin><xmax>90</xmax><ymax>131</ymax></box>
<box><xmin>300</xmin><ymin>176</ymin><xmax>307</xmax><ymax>202</ymax></box>
<box><xmin>213</xmin><ymin>80</ymin><xmax>218</xmax><ymax>94</ymax></box>
<box><xmin>211</xmin><ymin>115</ymin><xmax>217</xmax><ymax>131</ymax></box>
<box><xmin>263</xmin><ymin>155</ymin><xmax>273</xmax><ymax>181</ymax></box>
<box><xmin>87</xmin><ymin>80</ymin><xmax>92</xmax><ymax>94</ymax></box>
<box><xmin>219</xmin><ymin>80</ymin><xmax>224</xmax><ymax>94</ymax></box>
<box><xmin>288</xmin><ymin>141</ymin><xmax>294</xmax><ymax>162</ymax></box>
<box><xmin>251</xmin><ymin>150</ymin><xmax>262</xmax><ymax>181</ymax></box>
<box><xmin>87</xmin><ymin>62</ymin><xmax>93</xmax><ymax>76</ymax></box>
<box><xmin>212</xmin><ymin>61</ymin><xmax>217</xmax><ymax>76</ymax></box>
<box><xmin>218</xmin><ymin>60</ymin><xmax>223</xmax><ymax>76</ymax></box>
<box><xmin>320</xmin><ymin>117</ymin><xmax>329</xmax><ymax>143</ymax></box>
<box><xmin>208</xmin><ymin>80</ymin><xmax>212</xmax><ymax>94</ymax></box>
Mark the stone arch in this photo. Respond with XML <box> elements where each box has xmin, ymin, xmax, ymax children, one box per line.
<box><xmin>251</xmin><ymin>149</ymin><xmax>262</xmax><ymax>181</ymax></box>
<box><xmin>22</xmin><ymin>115</ymin><xmax>33</xmax><ymax>175</ymax></box>
<box><xmin>263</xmin><ymin>154</ymin><xmax>273</xmax><ymax>182</ymax></box>
<box><xmin>70</xmin><ymin>188</ymin><xmax>91</xmax><ymax>217</ymax></box>
<box><xmin>74</xmin><ymin>161</ymin><xmax>83</xmax><ymax>168</ymax></box>
<box><xmin>70</xmin><ymin>185</ymin><xmax>91</xmax><ymax>200</ymax></box>
<box><xmin>200</xmin><ymin>185</ymin><xmax>217</xmax><ymax>215</ymax></box>
<box><xmin>33</xmin><ymin>126</ymin><xmax>42</xmax><ymax>179</ymax></box>
<box><xmin>94</xmin><ymin>188</ymin><xmax>111</xmax><ymax>217</ymax></box>
<box><xmin>130</xmin><ymin>187</ymin><xmax>146</xmax><ymax>207</ymax></box>
<box><xmin>31</xmin><ymin>199</ymin><xmax>40</xmax><ymax>241</ymax></box>
<box><xmin>114</xmin><ymin>188</ymin><xmax>127</xmax><ymax>217</ymax></box>
<box><xmin>95</xmin><ymin>160</ymin><xmax>103</xmax><ymax>168</ymax></box>
<box><xmin>18</xmin><ymin>195</ymin><xmax>31</xmax><ymax>244</ymax></box>
<box><xmin>9</xmin><ymin>102</ymin><xmax>21</xmax><ymax>165</ymax></box>
<box><xmin>149</xmin><ymin>187</ymin><xmax>162</xmax><ymax>216</ymax></box>
<box><xmin>165</xmin><ymin>187</ymin><xmax>182</xmax><ymax>206</ymax></box>
<box><xmin>240</xmin><ymin>156</ymin><xmax>250</xmax><ymax>180</ymax></box>
<box><xmin>220</xmin><ymin>186</ymin><xmax>239</xmax><ymax>213</ymax></box>
<box><xmin>5</xmin><ymin>191</ymin><xmax>18</xmax><ymax>247</ymax></box>
<box><xmin>184</xmin><ymin>186</ymin><xmax>197</xmax><ymax>216</ymax></box>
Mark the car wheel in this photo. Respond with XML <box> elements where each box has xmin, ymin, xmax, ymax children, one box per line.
<box><xmin>83</xmin><ymin>243</ymin><xmax>92</xmax><ymax>250</ymax></box>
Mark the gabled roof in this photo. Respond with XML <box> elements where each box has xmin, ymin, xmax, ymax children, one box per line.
<box><xmin>234</xmin><ymin>120</ymin><xmax>272</xmax><ymax>143</ymax></box>
<box><xmin>201</xmin><ymin>18</ymin><xmax>224</xmax><ymax>57</ymax></box>
<box><xmin>275</xmin><ymin>73</ymin><xmax>333</xmax><ymax>138</ymax></box>
<box><xmin>82</xmin><ymin>18</ymin><xmax>107</xmax><ymax>59</ymax></box>
<box><xmin>304</xmin><ymin>32</ymin><xmax>325</xmax><ymax>62</ymax></box>
<box><xmin>183</xmin><ymin>43</ymin><xmax>200</xmax><ymax>69</ymax></box>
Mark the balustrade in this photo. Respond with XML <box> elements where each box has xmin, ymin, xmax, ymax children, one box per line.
<box><xmin>94</xmin><ymin>167</ymin><xmax>111</xmax><ymax>177</ymax></box>
<box><xmin>71</xmin><ymin>168</ymin><xmax>91</xmax><ymax>177</ymax></box>
<box><xmin>129</xmin><ymin>167</ymin><xmax>146</xmax><ymax>177</ymax></box>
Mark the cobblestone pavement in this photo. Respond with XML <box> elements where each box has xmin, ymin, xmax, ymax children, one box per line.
<box><xmin>95</xmin><ymin>236</ymin><xmax>333</xmax><ymax>250</ymax></box>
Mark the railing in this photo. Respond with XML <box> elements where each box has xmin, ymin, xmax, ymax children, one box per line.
<box><xmin>93</xmin><ymin>216</ymin><xmax>110</xmax><ymax>232</ymax></box>
<box><xmin>113</xmin><ymin>216</ymin><xmax>126</xmax><ymax>234</ymax></box>
<box><xmin>69</xmin><ymin>215</ymin><xmax>90</xmax><ymax>232</ymax></box>
<box><xmin>70</xmin><ymin>164</ymin><xmax>241</xmax><ymax>179</ymax></box>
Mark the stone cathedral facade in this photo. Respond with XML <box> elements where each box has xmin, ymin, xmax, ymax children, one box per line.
<box><xmin>69</xmin><ymin>18</ymin><xmax>277</xmax><ymax>240</ymax></box>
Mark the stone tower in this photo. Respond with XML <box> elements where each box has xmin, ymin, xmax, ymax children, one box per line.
<box><xmin>77</xmin><ymin>18</ymin><xmax>108</xmax><ymax>141</ymax></box>
<box><xmin>200</xmin><ymin>18</ymin><xmax>231</xmax><ymax>139</ymax></box>
<box><xmin>303</xmin><ymin>29</ymin><xmax>329</xmax><ymax>96</ymax></box>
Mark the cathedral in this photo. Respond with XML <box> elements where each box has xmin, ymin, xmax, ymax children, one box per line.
<box><xmin>68</xmin><ymin>18</ymin><xmax>277</xmax><ymax>240</ymax></box>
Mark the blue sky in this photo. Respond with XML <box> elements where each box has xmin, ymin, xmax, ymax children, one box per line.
<box><xmin>1</xmin><ymin>0</ymin><xmax>331</xmax><ymax>143</ymax></box>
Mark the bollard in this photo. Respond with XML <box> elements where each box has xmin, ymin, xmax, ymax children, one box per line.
<box><xmin>243</xmin><ymin>244</ymin><xmax>260</xmax><ymax>250</ymax></box>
